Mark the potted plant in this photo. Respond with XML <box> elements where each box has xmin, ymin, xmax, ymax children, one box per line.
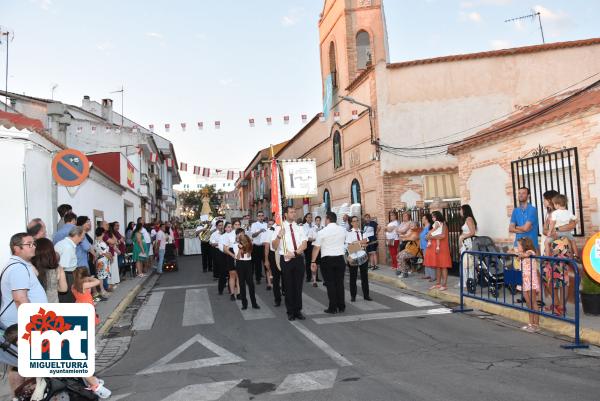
<box><xmin>581</xmin><ymin>271</ymin><xmax>600</xmax><ymax>315</ymax></box>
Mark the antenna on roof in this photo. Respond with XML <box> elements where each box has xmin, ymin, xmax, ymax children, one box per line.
<box><xmin>505</xmin><ymin>10</ymin><xmax>545</xmax><ymax>44</ymax></box>
<box><xmin>110</xmin><ymin>85</ymin><xmax>124</xmax><ymax>127</ymax></box>
<box><xmin>0</xmin><ymin>27</ymin><xmax>15</xmax><ymax>112</ymax></box>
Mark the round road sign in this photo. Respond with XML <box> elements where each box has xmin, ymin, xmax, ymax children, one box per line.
<box><xmin>583</xmin><ymin>232</ymin><xmax>600</xmax><ymax>284</ymax></box>
<box><xmin>51</xmin><ymin>148</ymin><xmax>90</xmax><ymax>187</ymax></box>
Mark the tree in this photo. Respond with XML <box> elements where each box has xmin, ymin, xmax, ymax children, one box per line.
<box><xmin>178</xmin><ymin>185</ymin><xmax>225</xmax><ymax>220</ymax></box>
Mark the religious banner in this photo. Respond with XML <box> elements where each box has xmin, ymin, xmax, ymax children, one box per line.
<box><xmin>270</xmin><ymin>158</ymin><xmax>282</xmax><ymax>225</ymax></box>
<box><xmin>127</xmin><ymin>160</ymin><xmax>135</xmax><ymax>189</ymax></box>
<box><xmin>280</xmin><ymin>159</ymin><xmax>318</xmax><ymax>199</ymax></box>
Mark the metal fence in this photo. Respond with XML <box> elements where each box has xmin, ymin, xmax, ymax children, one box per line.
<box><xmin>455</xmin><ymin>250</ymin><xmax>586</xmax><ymax>349</ymax></box>
<box><xmin>511</xmin><ymin>146</ymin><xmax>584</xmax><ymax>236</ymax></box>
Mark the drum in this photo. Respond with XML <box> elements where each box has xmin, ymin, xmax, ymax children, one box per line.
<box><xmin>346</xmin><ymin>249</ymin><xmax>368</xmax><ymax>267</ymax></box>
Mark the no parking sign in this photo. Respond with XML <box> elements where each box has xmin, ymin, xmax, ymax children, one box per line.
<box><xmin>51</xmin><ymin>149</ymin><xmax>90</xmax><ymax>187</ymax></box>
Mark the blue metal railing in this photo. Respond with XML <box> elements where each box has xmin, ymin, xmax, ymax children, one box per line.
<box><xmin>454</xmin><ymin>250</ymin><xmax>587</xmax><ymax>349</ymax></box>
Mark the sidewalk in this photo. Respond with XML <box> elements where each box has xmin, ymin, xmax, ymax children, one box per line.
<box><xmin>0</xmin><ymin>273</ymin><xmax>152</xmax><ymax>401</ymax></box>
<box><xmin>368</xmin><ymin>265</ymin><xmax>600</xmax><ymax>346</ymax></box>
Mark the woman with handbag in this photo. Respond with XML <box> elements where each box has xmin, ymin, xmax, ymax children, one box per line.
<box><xmin>458</xmin><ymin>205</ymin><xmax>477</xmax><ymax>289</ymax></box>
<box><xmin>396</xmin><ymin>226</ymin><xmax>421</xmax><ymax>278</ymax></box>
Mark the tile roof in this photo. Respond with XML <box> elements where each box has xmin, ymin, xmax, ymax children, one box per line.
<box><xmin>448</xmin><ymin>83</ymin><xmax>600</xmax><ymax>154</ymax></box>
<box><xmin>387</xmin><ymin>37</ymin><xmax>600</xmax><ymax>69</ymax></box>
<box><xmin>0</xmin><ymin>110</ymin><xmax>66</xmax><ymax>149</ymax></box>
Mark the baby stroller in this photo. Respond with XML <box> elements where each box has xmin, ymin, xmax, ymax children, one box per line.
<box><xmin>162</xmin><ymin>243</ymin><xmax>178</xmax><ymax>272</ymax></box>
<box><xmin>466</xmin><ymin>236</ymin><xmax>516</xmax><ymax>298</ymax></box>
<box><xmin>406</xmin><ymin>242</ymin><xmax>424</xmax><ymax>272</ymax></box>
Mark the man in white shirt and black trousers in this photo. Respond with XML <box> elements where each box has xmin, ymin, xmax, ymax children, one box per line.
<box><xmin>346</xmin><ymin>215</ymin><xmax>372</xmax><ymax>302</ymax></box>
<box><xmin>250</xmin><ymin>211</ymin><xmax>268</xmax><ymax>285</ymax></box>
<box><xmin>311</xmin><ymin>212</ymin><xmax>348</xmax><ymax>314</ymax></box>
<box><xmin>272</xmin><ymin>207</ymin><xmax>307</xmax><ymax>321</ymax></box>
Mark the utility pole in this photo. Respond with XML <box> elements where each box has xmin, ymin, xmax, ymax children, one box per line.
<box><xmin>0</xmin><ymin>27</ymin><xmax>14</xmax><ymax>111</ymax></box>
<box><xmin>505</xmin><ymin>11</ymin><xmax>545</xmax><ymax>44</ymax></box>
<box><xmin>111</xmin><ymin>86</ymin><xmax>124</xmax><ymax>127</ymax></box>
<box><xmin>51</xmin><ymin>84</ymin><xmax>58</xmax><ymax>100</ymax></box>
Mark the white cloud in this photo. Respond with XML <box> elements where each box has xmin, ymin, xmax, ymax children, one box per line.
<box><xmin>490</xmin><ymin>39</ymin><xmax>511</xmax><ymax>50</ymax></box>
<box><xmin>281</xmin><ymin>7</ymin><xmax>304</xmax><ymax>27</ymax></box>
<box><xmin>96</xmin><ymin>42</ymin><xmax>114</xmax><ymax>53</ymax></box>
<box><xmin>145</xmin><ymin>32</ymin><xmax>164</xmax><ymax>39</ymax></box>
<box><xmin>218</xmin><ymin>78</ymin><xmax>233</xmax><ymax>87</ymax></box>
<box><xmin>532</xmin><ymin>5</ymin><xmax>573</xmax><ymax>38</ymax></box>
<box><xmin>459</xmin><ymin>11</ymin><xmax>483</xmax><ymax>23</ymax></box>
<box><xmin>30</xmin><ymin>0</ymin><xmax>52</xmax><ymax>10</ymax></box>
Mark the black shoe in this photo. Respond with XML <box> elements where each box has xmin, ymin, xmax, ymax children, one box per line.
<box><xmin>364</xmin><ymin>296</ymin><xmax>373</xmax><ymax>301</ymax></box>
<box><xmin>266</xmin><ymin>285</ymin><xmax>272</xmax><ymax>291</ymax></box>
<box><xmin>241</xmin><ymin>305</ymin><xmax>248</xmax><ymax>310</ymax></box>
<box><xmin>351</xmin><ymin>297</ymin><xmax>356</xmax><ymax>302</ymax></box>
<box><xmin>372</xmin><ymin>265</ymin><xmax>380</xmax><ymax>271</ymax></box>
<box><xmin>338</xmin><ymin>307</ymin><xmax>345</xmax><ymax>313</ymax></box>
<box><xmin>295</xmin><ymin>313</ymin><xmax>306</xmax><ymax>320</ymax></box>
<box><xmin>312</xmin><ymin>282</ymin><xmax>318</xmax><ymax>288</ymax></box>
<box><xmin>218</xmin><ymin>291</ymin><xmax>223</xmax><ymax>295</ymax></box>
<box><xmin>324</xmin><ymin>308</ymin><xmax>337</xmax><ymax>314</ymax></box>
<box><xmin>230</xmin><ymin>294</ymin><xmax>236</xmax><ymax>301</ymax></box>
<box><xmin>274</xmin><ymin>301</ymin><xmax>281</xmax><ymax>307</ymax></box>
<box><xmin>236</xmin><ymin>294</ymin><xmax>242</xmax><ymax>300</ymax></box>
<box><xmin>202</xmin><ymin>270</ymin><xmax>208</xmax><ymax>273</ymax></box>
<box><xmin>288</xmin><ymin>315</ymin><xmax>296</xmax><ymax>321</ymax></box>
<box><xmin>252</xmin><ymin>304</ymin><xmax>260</xmax><ymax>309</ymax></box>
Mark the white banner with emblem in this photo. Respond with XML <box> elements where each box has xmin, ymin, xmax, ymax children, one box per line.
<box><xmin>281</xmin><ymin>159</ymin><xmax>318</xmax><ymax>199</ymax></box>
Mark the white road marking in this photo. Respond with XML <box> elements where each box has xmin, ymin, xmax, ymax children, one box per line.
<box><xmin>301</xmin><ymin>293</ymin><xmax>328</xmax><ymax>316</ymax></box>
<box><xmin>183</xmin><ymin>288</ymin><xmax>214</xmax><ymax>325</ymax></box>
<box><xmin>235</xmin><ymin>294</ymin><xmax>275</xmax><ymax>320</ymax></box>
<box><xmin>275</xmin><ymin>369</ymin><xmax>338</xmax><ymax>395</ymax></box>
<box><xmin>312</xmin><ymin>307</ymin><xmax>453</xmax><ymax>325</ymax></box>
<box><xmin>137</xmin><ymin>334</ymin><xmax>245</xmax><ymax>375</ymax></box>
<box><xmin>107</xmin><ymin>393</ymin><xmax>132</xmax><ymax>401</ymax></box>
<box><xmin>360</xmin><ymin>281</ymin><xmax>439</xmax><ymax>307</ymax></box>
<box><xmin>317</xmin><ymin>285</ymin><xmax>389</xmax><ymax>311</ymax></box>
<box><xmin>154</xmin><ymin>283</ymin><xmax>214</xmax><ymax>291</ymax></box>
<box><xmin>132</xmin><ymin>291</ymin><xmax>165</xmax><ymax>331</ymax></box>
<box><xmin>159</xmin><ymin>380</ymin><xmax>241</xmax><ymax>401</ymax></box>
<box><xmin>290</xmin><ymin>321</ymin><xmax>352</xmax><ymax>367</ymax></box>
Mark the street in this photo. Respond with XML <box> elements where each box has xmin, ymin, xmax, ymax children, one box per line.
<box><xmin>101</xmin><ymin>256</ymin><xmax>600</xmax><ymax>401</ymax></box>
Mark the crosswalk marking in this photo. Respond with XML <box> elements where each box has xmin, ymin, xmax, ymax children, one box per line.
<box><xmin>132</xmin><ymin>291</ymin><xmax>165</xmax><ymax>331</ymax></box>
<box><xmin>155</xmin><ymin>283</ymin><xmax>214</xmax><ymax>291</ymax></box>
<box><xmin>159</xmin><ymin>380</ymin><xmax>242</xmax><ymax>401</ymax></box>
<box><xmin>290</xmin><ymin>321</ymin><xmax>353</xmax><ymax>367</ymax></box>
<box><xmin>361</xmin><ymin>281</ymin><xmax>439</xmax><ymax>307</ymax></box>
<box><xmin>301</xmin><ymin>293</ymin><xmax>328</xmax><ymax>315</ymax></box>
<box><xmin>235</xmin><ymin>294</ymin><xmax>275</xmax><ymax>320</ymax></box>
<box><xmin>183</xmin><ymin>288</ymin><xmax>214</xmax><ymax>325</ymax></box>
<box><xmin>316</xmin><ymin>285</ymin><xmax>389</xmax><ymax>311</ymax></box>
<box><xmin>275</xmin><ymin>369</ymin><xmax>338</xmax><ymax>395</ymax></box>
<box><xmin>312</xmin><ymin>307</ymin><xmax>453</xmax><ymax>325</ymax></box>
<box><xmin>107</xmin><ymin>393</ymin><xmax>132</xmax><ymax>401</ymax></box>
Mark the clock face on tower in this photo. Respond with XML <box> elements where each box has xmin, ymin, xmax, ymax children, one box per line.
<box><xmin>359</xmin><ymin>0</ymin><xmax>372</xmax><ymax>6</ymax></box>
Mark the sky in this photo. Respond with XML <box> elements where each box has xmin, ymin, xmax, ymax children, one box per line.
<box><xmin>2</xmin><ymin>0</ymin><xmax>599</xmax><ymax>172</ymax></box>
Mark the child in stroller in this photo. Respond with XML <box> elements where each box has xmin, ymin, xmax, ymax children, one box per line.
<box><xmin>467</xmin><ymin>236</ymin><xmax>519</xmax><ymax>297</ymax></box>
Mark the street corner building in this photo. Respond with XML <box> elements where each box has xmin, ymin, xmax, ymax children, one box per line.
<box><xmin>238</xmin><ymin>0</ymin><xmax>600</xmax><ymax>264</ymax></box>
<box><xmin>0</xmin><ymin>94</ymin><xmax>180</xmax><ymax>263</ymax></box>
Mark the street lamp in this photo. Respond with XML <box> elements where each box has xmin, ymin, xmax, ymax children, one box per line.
<box><xmin>338</xmin><ymin>96</ymin><xmax>377</xmax><ymax>147</ymax></box>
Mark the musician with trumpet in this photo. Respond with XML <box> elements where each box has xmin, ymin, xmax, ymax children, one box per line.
<box><xmin>346</xmin><ymin>215</ymin><xmax>372</xmax><ymax>302</ymax></box>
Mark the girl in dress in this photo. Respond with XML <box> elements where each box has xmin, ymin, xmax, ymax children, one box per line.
<box><xmin>94</xmin><ymin>227</ymin><xmax>112</xmax><ymax>298</ymax></box>
<box><xmin>516</xmin><ymin>237</ymin><xmax>540</xmax><ymax>332</ymax></box>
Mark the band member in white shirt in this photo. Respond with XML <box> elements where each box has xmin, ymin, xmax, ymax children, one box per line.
<box><xmin>311</xmin><ymin>212</ymin><xmax>348</xmax><ymax>314</ymax></box>
<box><xmin>262</xmin><ymin>218</ymin><xmax>283</xmax><ymax>306</ymax></box>
<box><xmin>272</xmin><ymin>207</ymin><xmax>308</xmax><ymax>321</ymax></box>
<box><xmin>235</xmin><ymin>230</ymin><xmax>259</xmax><ymax>310</ymax></box>
<box><xmin>302</xmin><ymin>213</ymin><xmax>319</xmax><ymax>286</ymax></box>
<box><xmin>209</xmin><ymin>220</ymin><xmax>225</xmax><ymax>293</ymax></box>
<box><xmin>346</xmin><ymin>216</ymin><xmax>372</xmax><ymax>302</ymax></box>
<box><xmin>250</xmin><ymin>211</ymin><xmax>268</xmax><ymax>285</ymax></box>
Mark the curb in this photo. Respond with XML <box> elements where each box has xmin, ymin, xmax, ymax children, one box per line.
<box><xmin>97</xmin><ymin>275</ymin><xmax>154</xmax><ymax>339</ymax></box>
<box><xmin>368</xmin><ymin>271</ymin><xmax>600</xmax><ymax>347</ymax></box>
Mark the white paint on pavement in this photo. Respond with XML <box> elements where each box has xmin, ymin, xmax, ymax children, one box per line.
<box><xmin>154</xmin><ymin>283</ymin><xmax>214</xmax><ymax>291</ymax></box>
<box><xmin>137</xmin><ymin>334</ymin><xmax>245</xmax><ymax>375</ymax></box>
<box><xmin>313</xmin><ymin>308</ymin><xmax>453</xmax><ymax>325</ymax></box>
<box><xmin>358</xmin><ymin>280</ymin><xmax>439</xmax><ymax>307</ymax></box>
<box><xmin>132</xmin><ymin>291</ymin><xmax>165</xmax><ymax>331</ymax></box>
<box><xmin>275</xmin><ymin>369</ymin><xmax>338</xmax><ymax>395</ymax></box>
<box><xmin>290</xmin><ymin>321</ymin><xmax>352</xmax><ymax>367</ymax></box>
<box><xmin>183</xmin><ymin>288</ymin><xmax>214</xmax><ymax>325</ymax></box>
<box><xmin>317</xmin><ymin>285</ymin><xmax>389</xmax><ymax>311</ymax></box>
<box><xmin>107</xmin><ymin>393</ymin><xmax>132</xmax><ymax>401</ymax></box>
<box><xmin>159</xmin><ymin>380</ymin><xmax>242</xmax><ymax>401</ymax></box>
<box><xmin>235</xmin><ymin>294</ymin><xmax>275</xmax><ymax>320</ymax></box>
<box><xmin>301</xmin><ymin>293</ymin><xmax>328</xmax><ymax>316</ymax></box>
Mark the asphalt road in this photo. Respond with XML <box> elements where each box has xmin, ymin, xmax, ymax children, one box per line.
<box><xmin>101</xmin><ymin>255</ymin><xmax>600</xmax><ymax>401</ymax></box>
